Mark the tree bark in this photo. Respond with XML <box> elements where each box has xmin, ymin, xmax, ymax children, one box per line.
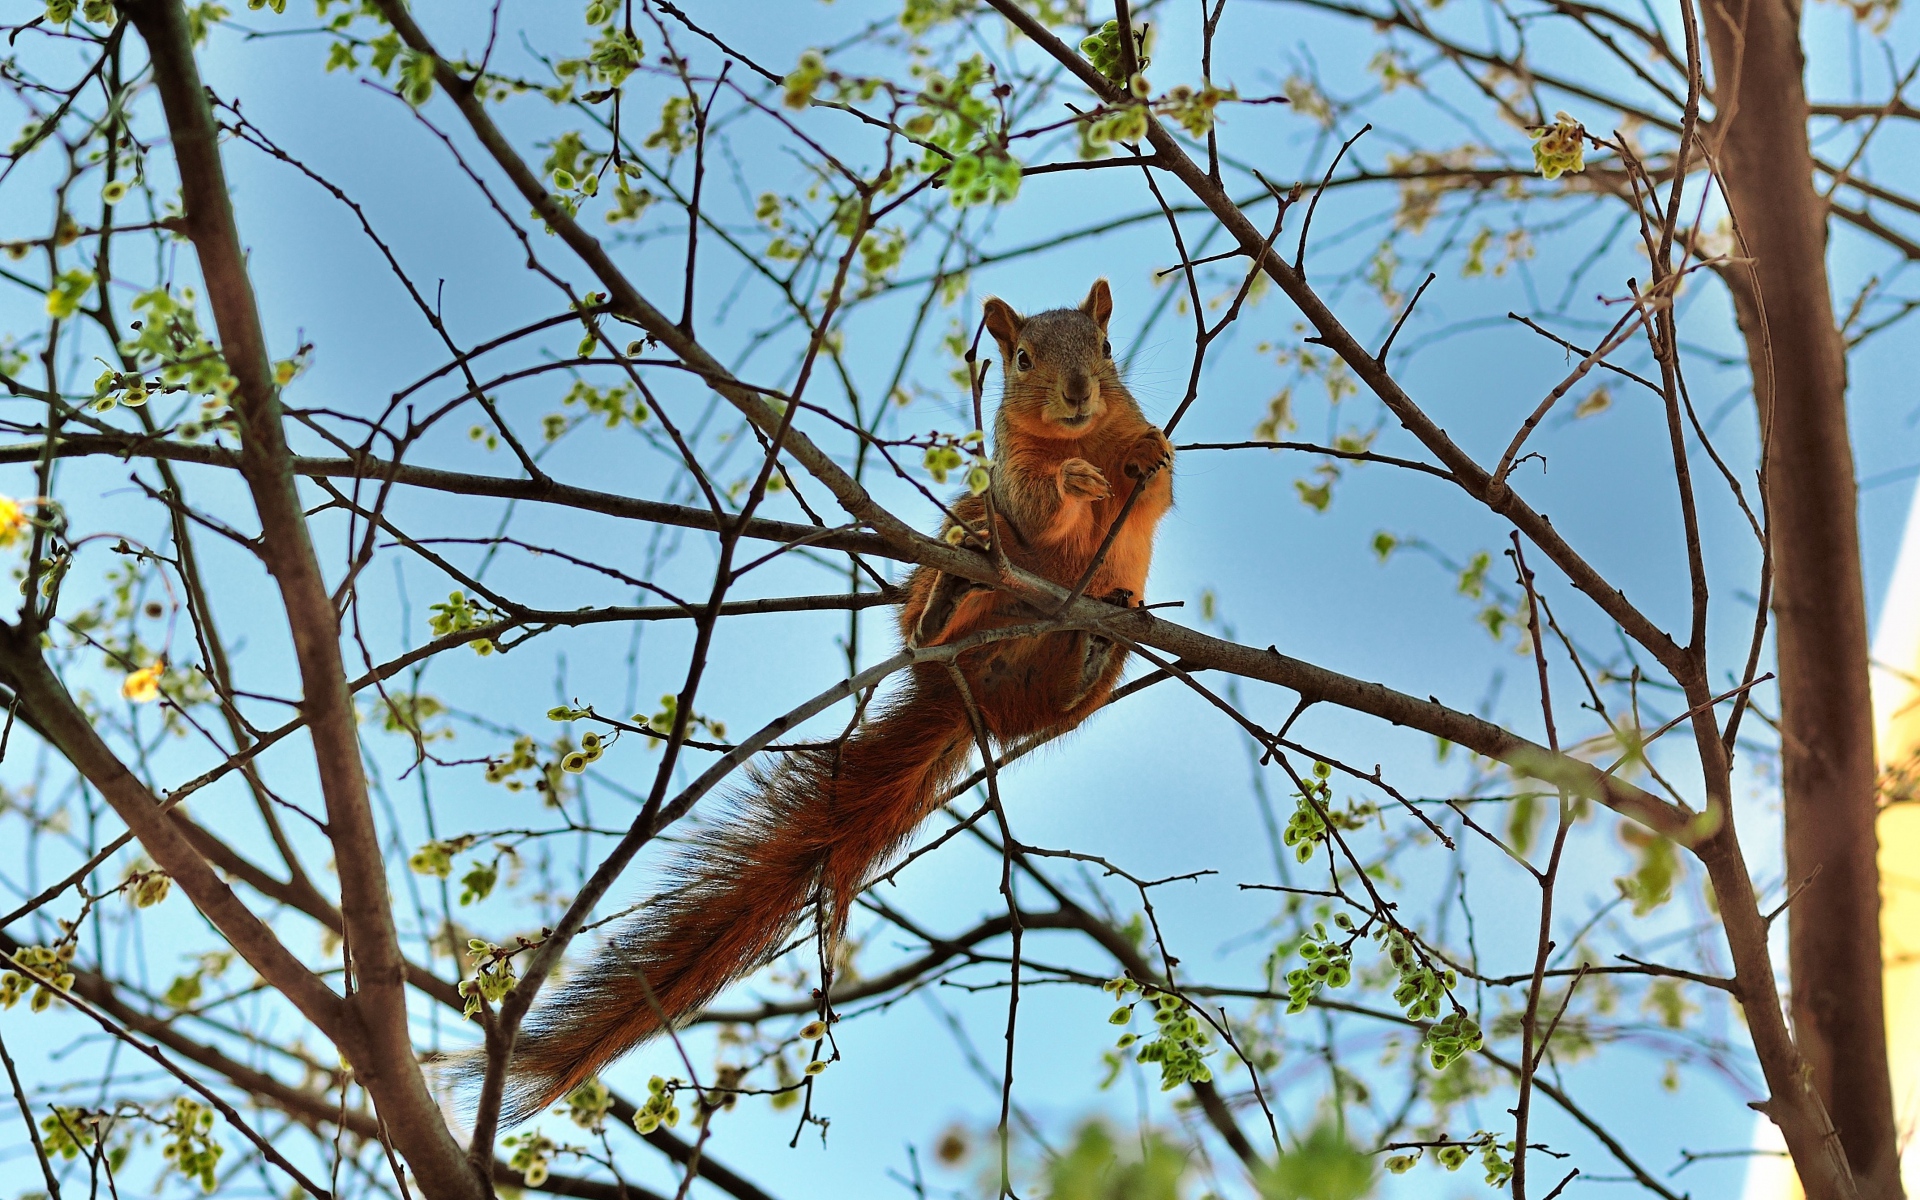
<box><xmin>1699</xmin><ymin>0</ymin><xmax>1898</xmax><ymax>1193</ymax></box>
<box><xmin>118</xmin><ymin>3</ymin><xmax>488</xmax><ymax>1196</ymax></box>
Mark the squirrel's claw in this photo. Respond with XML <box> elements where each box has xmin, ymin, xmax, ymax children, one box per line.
<box><xmin>1123</xmin><ymin>427</ymin><xmax>1175</xmax><ymax>480</ymax></box>
<box><xmin>1060</xmin><ymin>457</ymin><xmax>1112</xmax><ymax>500</ymax></box>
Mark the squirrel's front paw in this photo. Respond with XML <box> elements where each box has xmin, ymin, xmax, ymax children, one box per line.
<box><xmin>1123</xmin><ymin>427</ymin><xmax>1174</xmax><ymax>480</ymax></box>
<box><xmin>1059</xmin><ymin>458</ymin><xmax>1112</xmax><ymax>500</ymax></box>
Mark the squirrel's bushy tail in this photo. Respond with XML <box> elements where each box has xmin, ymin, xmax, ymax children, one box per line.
<box><xmin>496</xmin><ymin>668</ymin><xmax>975</xmax><ymax>1123</ymax></box>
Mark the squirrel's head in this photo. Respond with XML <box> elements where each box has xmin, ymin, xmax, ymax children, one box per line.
<box><xmin>982</xmin><ymin>279</ymin><xmax>1116</xmax><ymax>440</ymax></box>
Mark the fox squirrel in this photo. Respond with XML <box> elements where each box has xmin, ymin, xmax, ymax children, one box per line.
<box><xmin>496</xmin><ymin>280</ymin><xmax>1175</xmax><ymax>1121</ymax></box>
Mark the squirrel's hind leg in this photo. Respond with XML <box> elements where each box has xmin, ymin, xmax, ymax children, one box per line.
<box><xmin>1061</xmin><ymin>588</ymin><xmax>1138</xmax><ymax>710</ymax></box>
<box><xmin>1063</xmin><ymin>631</ymin><xmax>1122</xmax><ymax>711</ymax></box>
<box><xmin>910</xmin><ymin>570</ymin><xmax>993</xmax><ymax>648</ymax></box>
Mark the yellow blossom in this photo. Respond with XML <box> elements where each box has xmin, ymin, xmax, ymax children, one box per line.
<box><xmin>0</xmin><ymin>497</ymin><xmax>28</xmax><ymax>548</ymax></box>
<box><xmin>1530</xmin><ymin>112</ymin><xmax>1587</xmax><ymax>181</ymax></box>
<box><xmin>122</xmin><ymin>662</ymin><xmax>164</xmax><ymax>704</ymax></box>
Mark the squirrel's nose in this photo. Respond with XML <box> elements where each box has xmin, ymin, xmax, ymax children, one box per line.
<box><xmin>1063</xmin><ymin>374</ymin><xmax>1092</xmax><ymax>407</ymax></box>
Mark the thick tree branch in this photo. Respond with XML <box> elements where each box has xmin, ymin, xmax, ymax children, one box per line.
<box><xmin>0</xmin><ymin>625</ymin><xmax>344</xmax><ymax>1030</ymax></box>
<box><xmin>1699</xmin><ymin>0</ymin><xmax>1891</xmax><ymax>1190</ymax></box>
<box><xmin>0</xmin><ymin>436</ymin><xmax>896</xmax><ymax>558</ymax></box>
<box><xmin>119</xmin><ymin>3</ymin><xmax>482</xmax><ymax>1193</ymax></box>
<box><xmin>974</xmin><ymin>4</ymin><xmax>1854</xmax><ymax>1194</ymax></box>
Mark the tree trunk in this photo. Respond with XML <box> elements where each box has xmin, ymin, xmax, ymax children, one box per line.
<box><xmin>1700</xmin><ymin>0</ymin><xmax>1899</xmax><ymax>1193</ymax></box>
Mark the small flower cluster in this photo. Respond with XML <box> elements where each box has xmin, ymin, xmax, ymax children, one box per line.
<box><xmin>409</xmin><ymin>835</ymin><xmax>501</xmax><ymax>904</ymax></box>
<box><xmin>482</xmin><ymin>734</ymin><xmax>563</xmax><ymax>798</ymax></box>
<box><xmin>903</xmin><ymin>56</ymin><xmax>1021</xmax><ymax>208</ymax></box>
<box><xmin>122</xmin><ymin>287</ymin><xmax>239</xmax><ymax>405</ymax></box>
<box><xmin>0</xmin><ymin>495</ymin><xmax>32</xmax><ymax>549</ymax></box>
<box><xmin>43</xmin><ymin>0</ymin><xmax>119</xmax><ymax>25</ymax></box>
<box><xmin>1616</xmin><ymin>821</ymin><xmax>1679</xmax><ymax>915</ymax></box>
<box><xmin>458</xmin><ymin>859</ymin><xmax>499</xmax><ymax>905</ymax></box>
<box><xmin>582</xmin><ymin>26</ymin><xmax>643</xmax><ymax>90</ymax></box>
<box><xmin>1377</xmin><ymin>925</ymin><xmax>1482</xmax><ymax>1068</ymax></box>
<box><xmin>427</xmin><ymin>590</ymin><xmax>501</xmax><ymax>655</ymax></box>
<box><xmin>1103</xmin><ymin>977</ymin><xmax>1216</xmax><ymax>1091</ymax></box>
<box><xmin>632</xmin><ymin>1074</ymin><xmax>683</xmax><ymax>1133</ymax></box>
<box><xmin>39</xmin><ymin>1106</ymin><xmax>106</xmax><ymax>1162</ymax></box>
<box><xmin>1282</xmin><ymin>762</ymin><xmax>1378</xmax><ymax>860</ymax></box>
<box><xmin>1282</xmin><ymin>763</ymin><xmax>1336</xmax><ymax>863</ymax></box>
<box><xmin>40</xmin><ymin>1105</ymin><xmax>136</xmax><ymax>1175</ymax></box>
<box><xmin>162</xmin><ymin>951</ymin><xmax>232</xmax><ymax>1011</ymax></box>
<box><xmin>504</xmin><ymin>1130</ymin><xmax>557</xmax><ymax>1187</ymax></box>
<box><xmin>94</xmin><ymin>339</ymin><xmax>299</xmax><ymax>414</ymax></box>
<box><xmin>121</xmin><ymin>659</ymin><xmax>166</xmax><ymax>704</ymax></box>
<box><xmin>1077</xmin><ymin>93</ymin><xmax>1150</xmax><ymax>158</ymax></box>
<box><xmin>857</xmin><ymin>225</ymin><xmax>908</xmax><ymax>290</ymax></box>
<box><xmin>544</xmin><ymin>379</ymin><xmax>650</xmax><ymax>442</ymax></box>
<box><xmin>411</xmin><ymin>837</ymin><xmax>477</xmax><ymax>880</ymax></box>
<box><xmin>1159</xmin><ymin>83</ymin><xmax>1236</xmax><ymax>138</ymax></box>
<box><xmin>561</xmin><ymin>729</ymin><xmax>609</xmax><ymax>774</ymax></box>
<box><xmin>1283</xmin><ymin>917</ymin><xmax>1354</xmax><ymax>1013</ymax></box>
<box><xmin>375</xmin><ymin>691</ymin><xmax>450</xmax><ymax>742</ymax></box>
<box><xmin>127</xmin><ymin>866</ymin><xmax>172</xmax><ymax>909</ymax></box>
<box><xmin>1078</xmin><ymin>19</ymin><xmax>1151</xmax><ymax>83</ymax></box>
<box><xmin>459</xmin><ymin>939</ymin><xmax>520</xmax><ymax>1018</ymax></box>
<box><xmin>1250</xmin><ymin>390</ymin><xmax>1297</xmax><ymax>448</ymax></box>
<box><xmin>159</xmin><ymin>1097</ymin><xmax>223</xmax><ymax>1193</ymax></box>
<box><xmin>1423</xmin><ymin>1009</ymin><xmax>1484</xmax><ymax>1072</ymax></box>
<box><xmin>1384</xmin><ymin>1133</ymin><xmax>1511</xmax><ymax>1185</ymax></box>
<box><xmin>91</xmin><ymin>369</ymin><xmax>154</xmax><ymax>411</ymax></box>
<box><xmin>2</xmin><ymin>941</ymin><xmax>75</xmax><ymax>1012</ymax></box>
<box><xmin>604</xmin><ymin>171</ymin><xmax>656</xmax><ymax>225</ymax></box>
<box><xmin>562</xmin><ymin>1078</ymin><xmax>613</xmax><ymax>1130</ymax></box>
<box><xmin>1382</xmin><ymin>926</ymin><xmax>1444</xmax><ymax>1018</ymax></box>
<box><xmin>1530</xmin><ymin>112</ymin><xmax>1587</xmax><ymax>181</ymax></box>
<box><xmin>632</xmin><ymin>693</ymin><xmax>727</xmax><ymax>745</ymax></box>
<box><xmin>547</xmin><ymin>157</ymin><xmax>650</xmax><ymax>226</ymax></box>
<box><xmin>783</xmin><ymin>50</ymin><xmax>830</xmax><ymax>110</ymax></box>
<box><xmin>923</xmin><ymin>429</ymin><xmax>990</xmax><ymax>494</ymax></box>
<box><xmin>45</xmin><ymin>268</ymin><xmax>93</xmax><ymax>320</ymax></box>
<box><xmin>941</xmin><ymin>150</ymin><xmax>1022</xmax><ymax>208</ymax></box>
<box><xmin>655</xmin><ymin>93</ymin><xmax>711</xmax><ymax>160</ymax></box>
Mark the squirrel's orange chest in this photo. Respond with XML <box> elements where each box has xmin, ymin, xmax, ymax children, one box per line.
<box><xmin>1031</xmin><ymin>434</ymin><xmax>1173</xmax><ymax>597</ymax></box>
<box><xmin>1084</xmin><ymin>467</ymin><xmax>1172</xmax><ymax>599</ymax></box>
<box><xmin>1095</xmin><ymin>484</ymin><xmax>1170</xmax><ymax>597</ymax></box>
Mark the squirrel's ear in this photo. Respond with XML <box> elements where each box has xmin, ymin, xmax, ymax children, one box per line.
<box><xmin>982</xmin><ymin>297</ymin><xmax>1025</xmax><ymax>359</ymax></box>
<box><xmin>1079</xmin><ymin>278</ymin><xmax>1114</xmax><ymax>333</ymax></box>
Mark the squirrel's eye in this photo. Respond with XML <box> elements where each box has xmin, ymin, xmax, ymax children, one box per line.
<box><xmin>1016</xmin><ymin>349</ymin><xmax>1033</xmax><ymax>371</ymax></box>
<box><xmin>1102</xmin><ymin>339</ymin><xmax>1111</xmax><ymax>358</ymax></box>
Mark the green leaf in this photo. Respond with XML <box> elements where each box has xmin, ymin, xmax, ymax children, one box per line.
<box><xmin>1616</xmin><ymin>824</ymin><xmax>1679</xmax><ymax>916</ymax></box>
<box><xmin>1046</xmin><ymin>1120</ymin><xmax>1189</xmax><ymax>1200</ymax></box>
<box><xmin>1257</xmin><ymin>1123</ymin><xmax>1376</xmax><ymax>1200</ymax></box>
<box><xmin>458</xmin><ymin>860</ymin><xmax>498</xmax><ymax>906</ymax></box>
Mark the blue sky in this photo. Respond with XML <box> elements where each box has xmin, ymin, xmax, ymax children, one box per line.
<box><xmin>1</xmin><ymin>0</ymin><xmax>1917</xmax><ymax>1196</ymax></box>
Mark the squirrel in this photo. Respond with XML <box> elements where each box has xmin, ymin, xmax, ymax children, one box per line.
<box><xmin>494</xmin><ymin>279</ymin><xmax>1175</xmax><ymax>1122</ymax></box>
